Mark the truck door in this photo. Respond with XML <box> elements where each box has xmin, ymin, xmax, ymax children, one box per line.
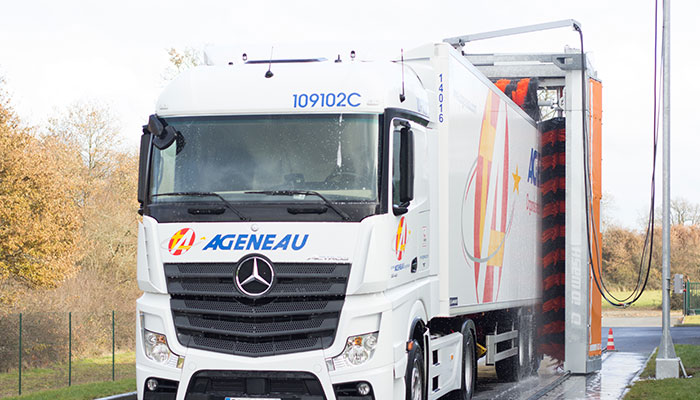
<box><xmin>389</xmin><ymin>118</ymin><xmax>429</xmax><ymax>286</ymax></box>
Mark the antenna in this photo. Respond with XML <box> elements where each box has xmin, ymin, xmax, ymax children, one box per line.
<box><xmin>265</xmin><ymin>47</ymin><xmax>274</xmax><ymax>78</ymax></box>
<box><xmin>399</xmin><ymin>49</ymin><xmax>406</xmax><ymax>102</ymax></box>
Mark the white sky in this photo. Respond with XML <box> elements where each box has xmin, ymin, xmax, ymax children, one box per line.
<box><xmin>1</xmin><ymin>0</ymin><xmax>698</xmax><ymax>228</ymax></box>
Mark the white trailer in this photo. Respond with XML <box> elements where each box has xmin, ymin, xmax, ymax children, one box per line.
<box><xmin>134</xmin><ymin>30</ymin><xmax>599</xmax><ymax>399</ymax></box>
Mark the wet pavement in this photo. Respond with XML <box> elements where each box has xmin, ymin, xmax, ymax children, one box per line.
<box><xmin>538</xmin><ymin>352</ymin><xmax>648</xmax><ymax>400</ymax></box>
<box><xmin>473</xmin><ymin>350</ymin><xmax>650</xmax><ymax>400</ymax></box>
<box><xmin>473</xmin><ymin>363</ymin><xmax>567</xmax><ymax>400</ymax></box>
<box><xmin>472</xmin><ymin>325</ymin><xmax>700</xmax><ymax>399</ymax></box>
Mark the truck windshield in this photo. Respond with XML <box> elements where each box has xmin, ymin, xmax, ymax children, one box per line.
<box><xmin>149</xmin><ymin>114</ymin><xmax>379</xmax><ymax>204</ymax></box>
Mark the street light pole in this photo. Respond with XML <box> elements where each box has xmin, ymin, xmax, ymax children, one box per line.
<box><xmin>656</xmin><ymin>0</ymin><xmax>679</xmax><ymax>379</ymax></box>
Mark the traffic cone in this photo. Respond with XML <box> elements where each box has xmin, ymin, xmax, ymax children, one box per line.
<box><xmin>606</xmin><ymin>328</ymin><xmax>616</xmax><ymax>351</ymax></box>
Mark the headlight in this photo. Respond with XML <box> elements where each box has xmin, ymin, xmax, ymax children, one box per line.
<box><xmin>327</xmin><ymin>332</ymin><xmax>378</xmax><ymax>371</ymax></box>
<box><xmin>143</xmin><ymin>329</ymin><xmax>184</xmax><ymax>369</ymax></box>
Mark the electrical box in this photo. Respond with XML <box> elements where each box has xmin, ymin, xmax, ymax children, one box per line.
<box><xmin>674</xmin><ymin>274</ymin><xmax>684</xmax><ymax>294</ymax></box>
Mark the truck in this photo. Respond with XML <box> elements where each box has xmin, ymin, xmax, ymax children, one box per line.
<box><xmin>135</xmin><ymin>24</ymin><xmax>603</xmax><ymax>399</ymax></box>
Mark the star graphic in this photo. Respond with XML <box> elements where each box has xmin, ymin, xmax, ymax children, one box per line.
<box><xmin>512</xmin><ymin>166</ymin><xmax>521</xmax><ymax>194</ymax></box>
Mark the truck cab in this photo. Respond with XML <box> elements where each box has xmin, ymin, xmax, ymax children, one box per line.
<box><xmin>136</xmin><ymin>52</ymin><xmax>447</xmax><ymax>400</ymax></box>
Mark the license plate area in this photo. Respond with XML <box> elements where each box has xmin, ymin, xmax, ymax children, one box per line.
<box><xmin>225</xmin><ymin>398</ymin><xmax>281</xmax><ymax>400</ymax></box>
<box><xmin>188</xmin><ymin>370</ymin><xmax>324</xmax><ymax>399</ymax></box>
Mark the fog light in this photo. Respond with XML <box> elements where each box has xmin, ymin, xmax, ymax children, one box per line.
<box><xmin>357</xmin><ymin>382</ymin><xmax>371</xmax><ymax>395</ymax></box>
<box><xmin>146</xmin><ymin>378</ymin><xmax>158</xmax><ymax>391</ymax></box>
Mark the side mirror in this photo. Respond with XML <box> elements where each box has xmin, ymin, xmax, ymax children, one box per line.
<box><xmin>137</xmin><ymin>127</ymin><xmax>152</xmax><ymax>212</ymax></box>
<box><xmin>148</xmin><ymin>114</ymin><xmax>177</xmax><ymax>150</ymax></box>
<box><xmin>392</xmin><ymin>122</ymin><xmax>414</xmax><ymax>216</ymax></box>
<box><xmin>399</xmin><ymin>126</ymin><xmax>414</xmax><ymax>203</ymax></box>
<box><xmin>393</xmin><ymin>204</ymin><xmax>409</xmax><ymax>215</ymax></box>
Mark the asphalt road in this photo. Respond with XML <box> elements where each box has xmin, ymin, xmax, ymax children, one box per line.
<box><xmin>602</xmin><ymin>326</ymin><xmax>700</xmax><ymax>355</ymax></box>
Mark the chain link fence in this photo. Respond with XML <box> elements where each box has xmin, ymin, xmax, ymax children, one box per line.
<box><xmin>0</xmin><ymin>310</ymin><xmax>135</xmax><ymax>398</ymax></box>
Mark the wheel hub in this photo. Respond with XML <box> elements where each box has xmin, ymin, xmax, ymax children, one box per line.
<box><xmin>411</xmin><ymin>365</ymin><xmax>422</xmax><ymax>400</ymax></box>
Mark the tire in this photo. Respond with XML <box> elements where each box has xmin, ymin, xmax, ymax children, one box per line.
<box><xmin>451</xmin><ymin>326</ymin><xmax>477</xmax><ymax>400</ymax></box>
<box><xmin>405</xmin><ymin>340</ymin><xmax>425</xmax><ymax>400</ymax></box>
<box><xmin>495</xmin><ymin>313</ymin><xmax>519</xmax><ymax>382</ymax></box>
<box><xmin>495</xmin><ymin>309</ymin><xmax>534</xmax><ymax>382</ymax></box>
<box><xmin>521</xmin><ymin>308</ymin><xmax>543</xmax><ymax>376</ymax></box>
<box><xmin>517</xmin><ymin>310</ymin><xmax>534</xmax><ymax>378</ymax></box>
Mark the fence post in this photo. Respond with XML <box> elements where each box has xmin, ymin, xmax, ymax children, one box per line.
<box><xmin>112</xmin><ymin>310</ymin><xmax>115</xmax><ymax>381</ymax></box>
<box><xmin>18</xmin><ymin>313</ymin><xmax>22</xmax><ymax>396</ymax></box>
<box><xmin>69</xmin><ymin>311</ymin><xmax>72</xmax><ymax>386</ymax></box>
<box><xmin>684</xmin><ymin>280</ymin><xmax>688</xmax><ymax>316</ymax></box>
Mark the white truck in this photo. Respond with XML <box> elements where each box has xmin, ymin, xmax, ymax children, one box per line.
<box><xmin>135</xmin><ymin>40</ymin><xmax>545</xmax><ymax>400</ymax></box>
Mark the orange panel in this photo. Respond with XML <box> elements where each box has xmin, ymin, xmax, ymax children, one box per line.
<box><xmin>588</xmin><ymin>78</ymin><xmax>603</xmax><ymax>357</ymax></box>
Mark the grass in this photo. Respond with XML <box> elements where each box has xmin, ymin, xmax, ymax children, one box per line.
<box><xmin>681</xmin><ymin>315</ymin><xmax>700</xmax><ymax>326</ymax></box>
<box><xmin>602</xmin><ymin>290</ymin><xmax>661</xmax><ymax>310</ymax></box>
<box><xmin>601</xmin><ymin>290</ymin><xmax>683</xmax><ymax>310</ymax></box>
<box><xmin>625</xmin><ymin>344</ymin><xmax>700</xmax><ymax>399</ymax></box>
<box><xmin>2</xmin><ymin>378</ymin><xmax>135</xmax><ymax>400</ymax></box>
<box><xmin>0</xmin><ymin>352</ymin><xmax>135</xmax><ymax>398</ymax></box>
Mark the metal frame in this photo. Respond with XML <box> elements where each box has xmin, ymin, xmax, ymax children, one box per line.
<box><xmin>444</xmin><ymin>20</ymin><xmax>581</xmax><ymax>47</ymax></box>
<box><xmin>462</xmin><ymin>51</ymin><xmax>600</xmax><ymax>374</ymax></box>
<box><xmin>445</xmin><ymin>20</ymin><xmax>602</xmax><ymax>374</ymax></box>
<box><xmin>485</xmin><ymin>330</ymin><xmax>519</xmax><ymax>365</ymax></box>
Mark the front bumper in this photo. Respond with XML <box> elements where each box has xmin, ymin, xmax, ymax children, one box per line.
<box><xmin>136</xmin><ymin>292</ymin><xmax>401</xmax><ymax>400</ymax></box>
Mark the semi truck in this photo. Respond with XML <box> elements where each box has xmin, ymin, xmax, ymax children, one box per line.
<box><xmin>135</xmin><ymin>23</ymin><xmax>602</xmax><ymax>400</ymax></box>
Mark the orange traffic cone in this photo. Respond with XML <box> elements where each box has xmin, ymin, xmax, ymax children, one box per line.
<box><xmin>606</xmin><ymin>328</ymin><xmax>616</xmax><ymax>351</ymax></box>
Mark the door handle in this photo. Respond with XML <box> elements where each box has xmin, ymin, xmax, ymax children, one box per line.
<box><xmin>411</xmin><ymin>257</ymin><xmax>418</xmax><ymax>273</ymax></box>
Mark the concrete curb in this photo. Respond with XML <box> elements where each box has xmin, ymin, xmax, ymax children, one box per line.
<box><xmin>620</xmin><ymin>346</ymin><xmax>657</xmax><ymax>398</ymax></box>
<box><xmin>94</xmin><ymin>391</ymin><xmax>137</xmax><ymax>400</ymax></box>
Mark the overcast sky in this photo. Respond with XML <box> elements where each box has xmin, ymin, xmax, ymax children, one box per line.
<box><xmin>1</xmin><ymin>0</ymin><xmax>698</xmax><ymax>228</ymax></box>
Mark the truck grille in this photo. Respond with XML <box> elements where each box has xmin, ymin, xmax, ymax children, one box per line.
<box><xmin>165</xmin><ymin>262</ymin><xmax>350</xmax><ymax>357</ymax></box>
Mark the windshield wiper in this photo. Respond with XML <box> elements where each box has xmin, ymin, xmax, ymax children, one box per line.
<box><xmin>245</xmin><ymin>190</ymin><xmax>351</xmax><ymax>221</ymax></box>
<box><xmin>151</xmin><ymin>192</ymin><xmax>248</xmax><ymax>221</ymax></box>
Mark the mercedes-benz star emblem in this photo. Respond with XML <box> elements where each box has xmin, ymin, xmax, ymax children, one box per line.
<box><xmin>234</xmin><ymin>255</ymin><xmax>275</xmax><ymax>297</ymax></box>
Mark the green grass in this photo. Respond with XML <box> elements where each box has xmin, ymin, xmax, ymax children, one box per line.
<box><xmin>602</xmin><ymin>290</ymin><xmax>661</xmax><ymax>310</ymax></box>
<box><xmin>2</xmin><ymin>378</ymin><xmax>135</xmax><ymax>400</ymax></box>
<box><xmin>625</xmin><ymin>344</ymin><xmax>700</xmax><ymax>399</ymax></box>
<box><xmin>0</xmin><ymin>352</ymin><xmax>135</xmax><ymax>398</ymax></box>
<box><xmin>681</xmin><ymin>315</ymin><xmax>700</xmax><ymax>326</ymax></box>
<box><xmin>602</xmin><ymin>289</ymin><xmax>684</xmax><ymax>311</ymax></box>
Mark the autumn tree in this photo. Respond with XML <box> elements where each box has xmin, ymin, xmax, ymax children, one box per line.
<box><xmin>0</xmin><ymin>85</ymin><xmax>84</xmax><ymax>299</ymax></box>
<box><xmin>46</xmin><ymin>102</ymin><xmax>139</xmax><ymax>282</ymax></box>
<box><xmin>162</xmin><ymin>47</ymin><xmax>201</xmax><ymax>81</ymax></box>
<box><xmin>47</xmin><ymin>101</ymin><xmax>120</xmax><ymax>183</ymax></box>
<box><xmin>601</xmin><ymin>226</ymin><xmax>656</xmax><ymax>290</ymax></box>
<box><xmin>78</xmin><ymin>150</ymin><xmax>140</xmax><ymax>284</ymax></box>
<box><xmin>670</xmin><ymin>198</ymin><xmax>700</xmax><ymax>226</ymax></box>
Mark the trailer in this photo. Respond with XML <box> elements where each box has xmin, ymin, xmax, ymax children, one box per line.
<box><xmin>135</xmin><ymin>22</ymin><xmax>602</xmax><ymax>400</ymax></box>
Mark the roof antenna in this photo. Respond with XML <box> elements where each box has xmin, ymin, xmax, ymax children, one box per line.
<box><xmin>265</xmin><ymin>46</ymin><xmax>274</xmax><ymax>78</ymax></box>
<box><xmin>399</xmin><ymin>48</ymin><xmax>406</xmax><ymax>102</ymax></box>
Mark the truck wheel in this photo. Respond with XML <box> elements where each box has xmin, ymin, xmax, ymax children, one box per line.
<box><xmin>405</xmin><ymin>340</ymin><xmax>425</xmax><ymax>400</ymax></box>
<box><xmin>495</xmin><ymin>314</ymin><xmax>519</xmax><ymax>382</ymax></box>
<box><xmin>451</xmin><ymin>327</ymin><xmax>477</xmax><ymax>399</ymax></box>
<box><xmin>517</xmin><ymin>310</ymin><xmax>534</xmax><ymax>378</ymax></box>
<box><xmin>514</xmin><ymin>307</ymin><xmax>543</xmax><ymax>377</ymax></box>
<box><xmin>495</xmin><ymin>310</ymin><xmax>532</xmax><ymax>381</ymax></box>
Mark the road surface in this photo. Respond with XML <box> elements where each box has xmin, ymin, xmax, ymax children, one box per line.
<box><xmin>602</xmin><ymin>326</ymin><xmax>700</xmax><ymax>355</ymax></box>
